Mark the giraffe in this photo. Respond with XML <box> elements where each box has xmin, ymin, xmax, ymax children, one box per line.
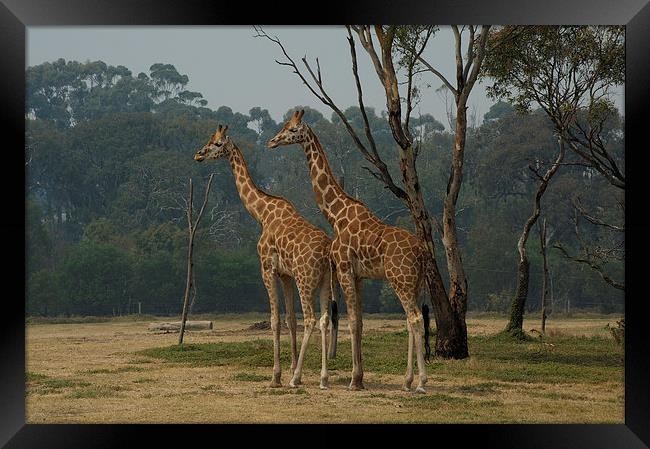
<box><xmin>194</xmin><ymin>124</ymin><xmax>337</xmax><ymax>389</ymax></box>
<box><xmin>268</xmin><ymin>110</ymin><xmax>429</xmax><ymax>393</ymax></box>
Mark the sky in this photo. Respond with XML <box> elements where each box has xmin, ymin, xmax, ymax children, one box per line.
<box><xmin>27</xmin><ymin>26</ymin><xmax>623</xmax><ymax>129</ymax></box>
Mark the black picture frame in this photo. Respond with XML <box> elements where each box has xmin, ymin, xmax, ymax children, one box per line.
<box><xmin>3</xmin><ymin>0</ymin><xmax>648</xmax><ymax>447</ymax></box>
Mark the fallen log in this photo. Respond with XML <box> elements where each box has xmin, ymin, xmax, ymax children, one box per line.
<box><xmin>148</xmin><ymin>321</ymin><xmax>213</xmax><ymax>332</ymax></box>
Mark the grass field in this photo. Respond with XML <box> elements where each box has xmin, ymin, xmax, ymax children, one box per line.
<box><xmin>26</xmin><ymin>313</ymin><xmax>624</xmax><ymax>423</ymax></box>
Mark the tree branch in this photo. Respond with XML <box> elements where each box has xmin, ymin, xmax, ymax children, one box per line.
<box><xmin>573</xmin><ymin>197</ymin><xmax>624</xmax><ymax>232</ymax></box>
<box><xmin>255</xmin><ymin>25</ymin><xmax>408</xmax><ymax>201</ymax></box>
<box><xmin>553</xmin><ymin>244</ymin><xmax>624</xmax><ymax>291</ymax></box>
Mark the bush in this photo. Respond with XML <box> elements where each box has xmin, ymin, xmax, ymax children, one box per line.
<box><xmin>606</xmin><ymin>319</ymin><xmax>625</xmax><ymax>348</ymax></box>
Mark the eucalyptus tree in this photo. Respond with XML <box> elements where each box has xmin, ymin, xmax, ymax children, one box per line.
<box><xmin>482</xmin><ymin>26</ymin><xmax>625</xmax><ymax>327</ymax></box>
<box><xmin>482</xmin><ymin>26</ymin><xmax>624</xmax><ymax>189</ymax></box>
<box><xmin>256</xmin><ymin>25</ymin><xmax>491</xmax><ymax>358</ymax></box>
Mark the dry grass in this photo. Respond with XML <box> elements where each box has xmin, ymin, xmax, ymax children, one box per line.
<box><xmin>26</xmin><ymin>313</ymin><xmax>623</xmax><ymax>424</ymax></box>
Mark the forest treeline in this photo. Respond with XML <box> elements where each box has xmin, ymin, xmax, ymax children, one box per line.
<box><xmin>25</xmin><ymin>59</ymin><xmax>624</xmax><ymax>317</ymax></box>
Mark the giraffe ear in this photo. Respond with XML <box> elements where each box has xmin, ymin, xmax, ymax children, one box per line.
<box><xmin>223</xmin><ymin>125</ymin><xmax>228</xmax><ymax>134</ymax></box>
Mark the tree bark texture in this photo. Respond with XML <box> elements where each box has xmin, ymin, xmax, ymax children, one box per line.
<box><xmin>540</xmin><ymin>219</ymin><xmax>549</xmax><ymax>334</ymax></box>
<box><xmin>507</xmin><ymin>258</ymin><xmax>531</xmax><ymax>333</ymax></box>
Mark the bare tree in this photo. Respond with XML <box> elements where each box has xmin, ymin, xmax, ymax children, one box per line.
<box><xmin>179</xmin><ymin>174</ymin><xmax>214</xmax><ymax>345</ymax></box>
<box><xmin>553</xmin><ymin>198</ymin><xmax>624</xmax><ymax>291</ymax></box>
<box><xmin>505</xmin><ymin>138</ymin><xmax>565</xmax><ymax>336</ymax></box>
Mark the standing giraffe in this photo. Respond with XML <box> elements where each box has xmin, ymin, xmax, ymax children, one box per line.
<box><xmin>268</xmin><ymin>110</ymin><xmax>429</xmax><ymax>393</ymax></box>
<box><xmin>194</xmin><ymin>125</ymin><xmax>337</xmax><ymax>389</ymax></box>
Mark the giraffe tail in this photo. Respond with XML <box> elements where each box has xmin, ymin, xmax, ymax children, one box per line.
<box><xmin>328</xmin><ymin>258</ymin><xmax>339</xmax><ymax>360</ymax></box>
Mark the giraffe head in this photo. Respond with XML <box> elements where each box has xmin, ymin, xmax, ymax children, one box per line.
<box><xmin>267</xmin><ymin>109</ymin><xmax>308</xmax><ymax>149</ymax></box>
<box><xmin>194</xmin><ymin>125</ymin><xmax>232</xmax><ymax>162</ymax></box>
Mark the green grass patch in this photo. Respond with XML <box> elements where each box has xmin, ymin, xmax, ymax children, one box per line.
<box><xmin>85</xmin><ymin>366</ymin><xmax>145</xmax><ymax>375</ymax></box>
<box><xmin>368</xmin><ymin>393</ymin><xmax>388</xmax><ymax>398</ymax></box>
<box><xmin>232</xmin><ymin>372</ymin><xmax>269</xmax><ymax>382</ymax></box>
<box><xmin>67</xmin><ymin>384</ymin><xmax>127</xmax><ymax>399</ymax></box>
<box><xmin>128</xmin><ymin>358</ymin><xmax>154</xmax><ymax>365</ymax></box>
<box><xmin>334</xmin><ymin>376</ymin><xmax>352</xmax><ymax>385</ymax></box>
<box><xmin>476</xmin><ymin>399</ymin><xmax>505</xmax><ymax>407</ymax></box>
<box><xmin>139</xmin><ymin>340</ymin><xmax>277</xmax><ymax>368</ymax></box>
<box><xmin>526</xmin><ymin>390</ymin><xmax>592</xmax><ymax>401</ymax></box>
<box><xmin>402</xmin><ymin>393</ymin><xmax>471</xmax><ymax>409</ymax></box>
<box><xmin>26</xmin><ymin>372</ymin><xmax>92</xmax><ymax>395</ymax></box>
<box><xmin>139</xmin><ymin>331</ymin><xmax>623</xmax><ymax>387</ymax></box>
<box><xmin>132</xmin><ymin>377</ymin><xmax>156</xmax><ymax>384</ymax></box>
<box><xmin>26</xmin><ymin>372</ymin><xmax>49</xmax><ymax>382</ymax></box>
<box><xmin>454</xmin><ymin>382</ymin><xmax>502</xmax><ymax>395</ymax></box>
<box><xmin>25</xmin><ymin>373</ymin><xmax>135</xmax><ymax>399</ymax></box>
<box><xmin>498</xmin><ymin>328</ymin><xmax>536</xmax><ymax>341</ymax></box>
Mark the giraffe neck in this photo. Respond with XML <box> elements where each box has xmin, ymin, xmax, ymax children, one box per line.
<box><xmin>228</xmin><ymin>146</ymin><xmax>269</xmax><ymax>224</ymax></box>
<box><xmin>301</xmin><ymin>126</ymin><xmax>359</xmax><ymax>230</ymax></box>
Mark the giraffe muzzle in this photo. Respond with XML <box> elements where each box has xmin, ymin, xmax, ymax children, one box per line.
<box><xmin>194</xmin><ymin>153</ymin><xmax>205</xmax><ymax>161</ymax></box>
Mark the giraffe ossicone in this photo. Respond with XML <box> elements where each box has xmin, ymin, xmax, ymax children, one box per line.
<box><xmin>195</xmin><ymin>124</ymin><xmax>338</xmax><ymax>390</ymax></box>
<box><xmin>268</xmin><ymin>110</ymin><xmax>429</xmax><ymax>393</ymax></box>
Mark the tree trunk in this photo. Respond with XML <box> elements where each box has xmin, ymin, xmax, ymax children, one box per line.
<box><xmin>398</xmin><ymin>141</ymin><xmax>468</xmax><ymax>359</ymax></box>
<box><xmin>506</xmin><ymin>200</ymin><xmax>541</xmax><ymax>336</ymax></box>
<box><xmin>506</xmin><ymin>256</ymin><xmax>531</xmax><ymax>334</ymax></box>
<box><xmin>179</xmin><ymin>179</ymin><xmax>195</xmax><ymax>345</ymax></box>
<box><xmin>540</xmin><ymin>219</ymin><xmax>549</xmax><ymax>334</ymax></box>
<box><xmin>440</xmin><ymin>103</ymin><xmax>470</xmax><ymax>355</ymax></box>
<box><xmin>380</xmin><ymin>26</ymin><xmax>468</xmax><ymax>359</ymax></box>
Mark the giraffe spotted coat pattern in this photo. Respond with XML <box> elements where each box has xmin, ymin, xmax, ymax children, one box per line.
<box><xmin>268</xmin><ymin>110</ymin><xmax>429</xmax><ymax>393</ymax></box>
<box><xmin>195</xmin><ymin>125</ymin><xmax>336</xmax><ymax>389</ymax></box>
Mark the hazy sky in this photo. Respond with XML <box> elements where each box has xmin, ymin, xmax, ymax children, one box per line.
<box><xmin>27</xmin><ymin>26</ymin><xmax>623</xmax><ymax>129</ymax></box>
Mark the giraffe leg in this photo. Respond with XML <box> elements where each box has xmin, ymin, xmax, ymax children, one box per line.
<box><xmin>407</xmin><ymin>305</ymin><xmax>428</xmax><ymax>393</ymax></box>
<box><xmin>338</xmin><ymin>266</ymin><xmax>364</xmax><ymax>391</ymax></box>
<box><xmin>353</xmin><ymin>278</ymin><xmax>364</xmax><ymax>390</ymax></box>
<box><xmin>317</xmin><ymin>276</ymin><xmax>331</xmax><ymax>389</ymax></box>
<box><xmin>394</xmin><ymin>287</ymin><xmax>428</xmax><ymax>394</ymax></box>
<box><xmin>261</xmin><ymin>265</ymin><xmax>282</xmax><ymax>388</ymax></box>
<box><xmin>403</xmin><ymin>319</ymin><xmax>415</xmax><ymax>391</ymax></box>
<box><xmin>289</xmin><ymin>286</ymin><xmax>316</xmax><ymax>388</ymax></box>
<box><xmin>280</xmin><ymin>275</ymin><xmax>298</xmax><ymax>374</ymax></box>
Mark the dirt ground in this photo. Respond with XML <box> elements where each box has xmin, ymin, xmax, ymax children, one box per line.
<box><xmin>26</xmin><ymin>314</ymin><xmax>624</xmax><ymax>424</ymax></box>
